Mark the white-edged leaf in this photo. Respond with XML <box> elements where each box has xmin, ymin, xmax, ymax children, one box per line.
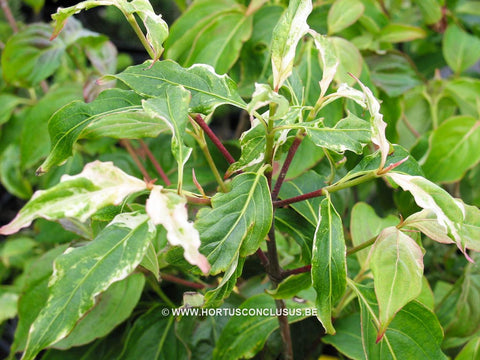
<box><xmin>0</xmin><ymin>161</ymin><xmax>146</xmax><ymax>236</ymax></box>
<box><xmin>246</xmin><ymin>83</ymin><xmax>289</xmax><ymax>116</ymax></box>
<box><xmin>369</xmin><ymin>227</ymin><xmax>424</xmax><ymax>339</ymax></box>
<box><xmin>355</xmin><ymin>77</ymin><xmax>390</xmax><ymax>169</ymax></box>
<box><xmin>21</xmin><ymin>212</ymin><xmax>155</xmax><ymax>360</ymax></box>
<box><xmin>312</xmin><ymin>196</ymin><xmax>347</xmax><ymax>334</ymax></box>
<box><xmin>403</xmin><ymin>210</ymin><xmax>455</xmax><ymax>245</ymax></box>
<box><xmin>146</xmin><ymin>186</ymin><xmax>210</xmax><ymax>274</ymax></box>
<box><xmin>271</xmin><ymin>0</ymin><xmax>312</xmax><ymax>90</ymax></box>
<box><xmin>309</xmin><ymin>30</ymin><xmax>339</xmax><ymax>98</ymax></box>
<box><xmin>388</xmin><ymin>172</ymin><xmax>466</xmax><ymax>253</ymax></box>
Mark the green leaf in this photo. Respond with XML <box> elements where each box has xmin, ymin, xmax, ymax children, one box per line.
<box><xmin>456</xmin><ymin>336</ymin><xmax>480</xmax><ymax>360</ymax></box>
<box><xmin>271</xmin><ymin>0</ymin><xmax>312</xmax><ymax>90</ymax></box>
<box><xmin>423</xmin><ymin>116</ymin><xmax>480</xmax><ymax>183</ymax></box>
<box><xmin>331</xmin><ymin>37</ymin><xmax>363</xmax><ymax>85</ymax></box>
<box><xmin>212</xmin><ymin>293</ymin><xmax>312</xmax><ymax>360</ymax></box>
<box><xmin>328</xmin><ymin>0</ymin><xmax>364</xmax><ymax>35</ymax></box>
<box><xmin>350</xmin><ymin>202</ymin><xmax>399</xmax><ymax>268</ymax></box>
<box><xmin>140</xmin><ymin>242</ymin><xmax>160</xmax><ymax>280</ymax></box>
<box><xmin>403</xmin><ymin>209</ymin><xmax>455</xmax><ymax>245</ymax></box>
<box><xmin>21</xmin><ymin>212</ymin><xmax>155</xmax><ymax>360</ymax></box>
<box><xmin>312</xmin><ymin>197</ymin><xmax>347</xmax><ymax>334</ymax></box>
<box><xmin>22</xmin><ymin>0</ymin><xmax>45</xmax><ymax>13</ymax></box>
<box><xmin>0</xmin><ymin>161</ymin><xmax>146</xmax><ymax>235</ymax></box>
<box><xmin>165</xmin><ymin>0</ymin><xmax>252</xmax><ymax>74</ymax></box>
<box><xmin>0</xmin><ymin>291</ymin><xmax>19</xmax><ymax>324</ymax></box>
<box><xmin>387</xmin><ymin>172</ymin><xmax>466</xmax><ymax>253</ymax></box>
<box><xmin>143</xmin><ymin>86</ymin><xmax>192</xmax><ymax>191</ymax></box>
<box><xmin>11</xmin><ymin>245</ymin><xmax>70</xmax><ymax>353</ymax></box>
<box><xmin>119</xmin><ymin>307</ymin><xmax>187</xmax><ymax>360</ymax></box>
<box><xmin>21</xmin><ymin>83</ymin><xmax>82</xmax><ymax>170</ymax></box>
<box><xmin>365</xmin><ymin>52</ymin><xmax>422</xmax><ymax>97</ymax></box>
<box><xmin>38</xmin><ymin>89</ymin><xmax>164</xmax><ymax>174</ymax></box>
<box><xmin>266</xmin><ymin>272</ymin><xmax>312</xmax><ymax>299</ymax></box>
<box><xmin>0</xmin><ymin>94</ymin><xmax>25</xmax><ymax>126</ymax></box>
<box><xmin>1</xmin><ymin>24</ymin><xmax>65</xmax><ymax>87</ymax></box>
<box><xmin>322</xmin><ymin>313</ymin><xmax>365</xmax><ymax>360</ymax></box>
<box><xmin>146</xmin><ymin>187</ymin><xmax>210</xmax><ymax>274</ymax></box>
<box><xmin>278</xmin><ymin>170</ymin><xmax>325</xmax><ymax>227</ymax></box>
<box><xmin>275</xmin><ymin>208</ymin><xmax>314</xmax><ymax>262</ymax></box>
<box><xmin>445</xmin><ymin>78</ymin><xmax>480</xmax><ymax>117</ymax></box>
<box><xmin>442</xmin><ymin>253</ymin><xmax>480</xmax><ymax>342</ymax></box>
<box><xmin>107</xmin><ymin>59</ymin><xmax>246</xmax><ymax>114</ymax></box>
<box><xmin>351</xmin><ymin>282</ymin><xmax>447</xmax><ymax>359</ymax></box>
<box><xmin>379</xmin><ymin>24</ymin><xmax>426</xmax><ymax>43</ymax></box>
<box><xmin>443</xmin><ymin>25</ymin><xmax>480</xmax><ymax>74</ymax></box>
<box><xmin>196</xmin><ymin>171</ymin><xmax>272</xmax><ymax>275</ymax></box>
<box><xmin>370</xmin><ymin>227</ymin><xmax>424</xmax><ymax>339</ymax></box>
<box><xmin>294</xmin><ymin>111</ymin><xmax>371</xmax><ymax>154</ymax></box>
<box><xmin>0</xmin><ymin>237</ymin><xmax>37</xmax><ymax>268</ymax></box>
<box><xmin>0</xmin><ymin>144</ymin><xmax>32</xmax><ymax>200</ymax></box>
<box><xmin>53</xmin><ymin>273</ymin><xmax>145</xmax><ymax>349</ymax></box>
<box><xmin>414</xmin><ymin>0</ymin><xmax>442</xmax><ymax>25</ymax></box>
<box><xmin>204</xmin><ymin>257</ymin><xmax>245</xmax><ymax>307</ymax></box>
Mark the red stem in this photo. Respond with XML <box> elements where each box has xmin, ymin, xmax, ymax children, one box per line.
<box><xmin>256</xmin><ymin>248</ymin><xmax>269</xmax><ymax>268</ymax></box>
<box><xmin>271</xmin><ymin>135</ymin><xmax>304</xmax><ymax>201</ymax></box>
<box><xmin>281</xmin><ymin>265</ymin><xmax>312</xmax><ymax>278</ymax></box>
<box><xmin>120</xmin><ymin>139</ymin><xmax>151</xmax><ymax>182</ymax></box>
<box><xmin>139</xmin><ymin>139</ymin><xmax>171</xmax><ymax>186</ymax></box>
<box><xmin>161</xmin><ymin>273</ymin><xmax>207</xmax><ymax>289</ymax></box>
<box><xmin>273</xmin><ymin>188</ymin><xmax>324</xmax><ymax>207</ymax></box>
<box><xmin>194</xmin><ymin>114</ymin><xmax>235</xmax><ymax>165</ymax></box>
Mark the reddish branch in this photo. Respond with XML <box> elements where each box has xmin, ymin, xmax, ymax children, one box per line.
<box><xmin>273</xmin><ymin>188</ymin><xmax>324</xmax><ymax>207</ymax></box>
<box><xmin>271</xmin><ymin>135</ymin><xmax>304</xmax><ymax>201</ymax></box>
<box><xmin>120</xmin><ymin>139</ymin><xmax>151</xmax><ymax>182</ymax></box>
<box><xmin>281</xmin><ymin>265</ymin><xmax>312</xmax><ymax>278</ymax></box>
<box><xmin>161</xmin><ymin>273</ymin><xmax>207</xmax><ymax>289</ymax></box>
<box><xmin>193</xmin><ymin>114</ymin><xmax>235</xmax><ymax>165</ymax></box>
<box><xmin>139</xmin><ymin>139</ymin><xmax>171</xmax><ymax>186</ymax></box>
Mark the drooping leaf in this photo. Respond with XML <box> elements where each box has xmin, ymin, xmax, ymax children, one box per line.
<box><xmin>1</xmin><ymin>24</ymin><xmax>65</xmax><ymax>87</ymax></box>
<box><xmin>423</xmin><ymin>116</ymin><xmax>480</xmax><ymax>183</ymax></box>
<box><xmin>309</xmin><ymin>31</ymin><xmax>339</xmax><ymax>98</ymax></box>
<box><xmin>212</xmin><ymin>294</ymin><xmax>312</xmax><ymax>360</ymax></box>
<box><xmin>350</xmin><ymin>202</ymin><xmax>399</xmax><ymax>268</ymax></box>
<box><xmin>0</xmin><ymin>161</ymin><xmax>146</xmax><ymax>235</ymax></box>
<box><xmin>146</xmin><ymin>186</ymin><xmax>210</xmax><ymax>274</ymax></box>
<box><xmin>165</xmin><ymin>0</ymin><xmax>252</xmax><ymax>74</ymax></box>
<box><xmin>53</xmin><ymin>273</ymin><xmax>145</xmax><ymax>350</ymax></box>
<box><xmin>355</xmin><ymin>77</ymin><xmax>390</xmax><ymax>170</ymax></box>
<box><xmin>369</xmin><ymin>227</ymin><xmax>424</xmax><ymax>339</ymax></box>
<box><xmin>271</xmin><ymin>0</ymin><xmax>312</xmax><ymax>90</ymax></box>
<box><xmin>51</xmin><ymin>0</ymin><xmax>168</xmax><ymax>61</ymax></box>
<box><xmin>293</xmin><ymin>111</ymin><xmax>371</xmax><ymax>154</ymax></box>
<box><xmin>119</xmin><ymin>307</ymin><xmax>187</xmax><ymax>360</ymax></box>
<box><xmin>312</xmin><ymin>197</ymin><xmax>347</xmax><ymax>334</ymax></box>
<box><xmin>21</xmin><ymin>212</ymin><xmax>156</xmax><ymax>360</ymax></box>
<box><xmin>143</xmin><ymin>86</ymin><xmax>192</xmax><ymax>191</ymax></box>
<box><xmin>403</xmin><ymin>209</ymin><xmax>454</xmax><ymax>245</ymax></box>
<box><xmin>443</xmin><ymin>24</ymin><xmax>480</xmax><ymax>74</ymax></box>
<box><xmin>387</xmin><ymin>172</ymin><xmax>466</xmax><ymax>252</ymax></box>
<box><xmin>327</xmin><ymin>0</ymin><xmax>364</xmax><ymax>35</ymax></box>
<box><xmin>107</xmin><ymin>59</ymin><xmax>246</xmax><ymax>114</ymax></box>
<box><xmin>38</xmin><ymin>89</ymin><xmax>165</xmax><ymax>174</ymax></box>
